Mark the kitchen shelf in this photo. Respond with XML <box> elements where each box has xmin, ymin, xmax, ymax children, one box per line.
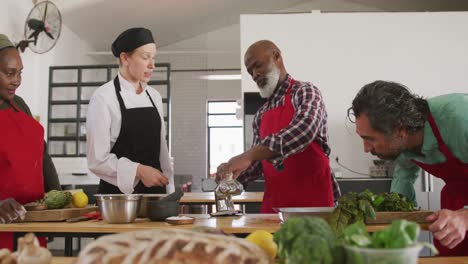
<box><xmin>47</xmin><ymin>63</ymin><xmax>171</xmax><ymax>157</ymax></box>
<box><xmin>51</xmin><ymin>100</ymin><xmax>90</xmax><ymax>105</ymax></box>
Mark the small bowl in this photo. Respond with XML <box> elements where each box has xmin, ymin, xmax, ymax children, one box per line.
<box><xmin>94</xmin><ymin>194</ymin><xmax>142</xmax><ymax>224</ymax></box>
<box><xmin>344</xmin><ymin>244</ymin><xmax>423</xmax><ymax>264</ymax></box>
<box><xmin>275</xmin><ymin>207</ymin><xmax>334</xmax><ymax>223</ymax></box>
<box><xmin>165</xmin><ymin>216</ymin><xmax>195</xmax><ymax>225</ymax></box>
<box><xmin>138</xmin><ymin>194</ymin><xmax>165</xmax><ymax>218</ymax></box>
<box><xmin>147</xmin><ymin>200</ymin><xmax>180</xmax><ymax>221</ymax></box>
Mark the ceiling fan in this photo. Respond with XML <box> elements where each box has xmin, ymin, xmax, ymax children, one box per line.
<box><xmin>16</xmin><ymin>0</ymin><xmax>62</xmax><ymax>54</ymax></box>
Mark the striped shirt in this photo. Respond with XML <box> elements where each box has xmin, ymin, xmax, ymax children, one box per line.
<box><xmin>237</xmin><ymin>75</ymin><xmax>331</xmax><ymax>184</ymax></box>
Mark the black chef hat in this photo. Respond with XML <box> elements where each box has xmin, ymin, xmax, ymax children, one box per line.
<box><xmin>111</xmin><ymin>27</ymin><xmax>155</xmax><ymax>57</ymax></box>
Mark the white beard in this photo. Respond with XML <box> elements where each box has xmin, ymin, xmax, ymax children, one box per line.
<box><xmin>258</xmin><ymin>65</ymin><xmax>280</xmax><ymax>98</ymax></box>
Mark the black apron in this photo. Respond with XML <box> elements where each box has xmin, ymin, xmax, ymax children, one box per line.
<box><xmin>98</xmin><ymin>76</ymin><xmax>166</xmax><ymax>194</ymax></box>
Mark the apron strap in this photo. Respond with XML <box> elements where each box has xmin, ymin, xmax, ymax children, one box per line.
<box><xmin>8</xmin><ymin>100</ymin><xmax>20</xmax><ymax>112</ymax></box>
<box><xmin>113</xmin><ymin>76</ymin><xmax>127</xmax><ymax>114</ymax></box>
<box><xmin>113</xmin><ymin>75</ymin><xmax>158</xmax><ymax>111</ymax></box>
<box><xmin>145</xmin><ymin>90</ymin><xmax>157</xmax><ymax>109</ymax></box>
<box><xmin>426</xmin><ymin>113</ymin><xmax>453</xmax><ymax>157</ymax></box>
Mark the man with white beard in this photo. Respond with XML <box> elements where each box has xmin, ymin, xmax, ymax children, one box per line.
<box><xmin>216</xmin><ymin>40</ymin><xmax>335</xmax><ymax>213</ymax></box>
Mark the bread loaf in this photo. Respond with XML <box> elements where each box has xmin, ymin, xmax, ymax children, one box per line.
<box><xmin>76</xmin><ymin>229</ymin><xmax>273</xmax><ymax>264</ymax></box>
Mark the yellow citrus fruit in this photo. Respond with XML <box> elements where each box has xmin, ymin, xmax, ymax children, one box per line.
<box><xmin>245</xmin><ymin>230</ymin><xmax>278</xmax><ymax>259</ymax></box>
<box><xmin>72</xmin><ymin>192</ymin><xmax>88</xmax><ymax>208</ymax></box>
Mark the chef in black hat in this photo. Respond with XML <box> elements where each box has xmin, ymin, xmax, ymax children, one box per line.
<box><xmin>86</xmin><ymin>28</ymin><xmax>174</xmax><ymax>194</ymax></box>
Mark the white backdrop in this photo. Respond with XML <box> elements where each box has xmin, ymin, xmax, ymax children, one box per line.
<box><xmin>240</xmin><ymin>12</ymin><xmax>468</xmax><ymax>177</ymax></box>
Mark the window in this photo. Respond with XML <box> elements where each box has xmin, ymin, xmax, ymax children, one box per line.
<box><xmin>207</xmin><ymin>101</ymin><xmax>243</xmax><ymax>175</ymax></box>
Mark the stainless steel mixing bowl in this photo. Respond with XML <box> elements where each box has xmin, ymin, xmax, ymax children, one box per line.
<box><xmin>94</xmin><ymin>194</ymin><xmax>142</xmax><ymax>224</ymax></box>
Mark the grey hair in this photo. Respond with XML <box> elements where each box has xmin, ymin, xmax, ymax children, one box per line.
<box><xmin>348</xmin><ymin>80</ymin><xmax>429</xmax><ymax>136</ymax></box>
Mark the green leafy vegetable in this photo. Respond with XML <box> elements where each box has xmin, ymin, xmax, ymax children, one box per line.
<box><xmin>329</xmin><ymin>190</ymin><xmax>415</xmax><ymax>236</ymax></box>
<box><xmin>329</xmin><ymin>191</ymin><xmax>376</xmax><ymax>235</ymax></box>
<box><xmin>341</xmin><ymin>219</ymin><xmax>438</xmax><ymax>264</ymax></box>
<box><xmin>374</xmin><ymin>192</ymin><xmax>414</xmax><ymax>212</ymax></box>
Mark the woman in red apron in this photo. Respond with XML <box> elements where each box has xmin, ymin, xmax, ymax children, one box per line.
<box><xmin>0</xmin><ymin>35</ymin><xmax>47</xmax><ymax>249</ymax></box>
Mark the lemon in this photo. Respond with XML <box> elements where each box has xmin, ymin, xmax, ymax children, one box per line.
<box><xmin>72</xmin><ymin>192</ymin><xmax>88</xmax><ymax>208</ymax></box>
<box><xmin>245</xmin><ymin>230</ymin><xmax>278</xmax><ymax>259</ymax></box>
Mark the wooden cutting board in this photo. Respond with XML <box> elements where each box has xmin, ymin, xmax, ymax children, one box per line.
<box><xmin>365</xmin><ymin>210</ymin><xmax>433</xmax><ymax>224</ymax></box>
<box><xmin>24</xmin><ymin>206</ymin><xmax>98</xmax><ymax>222</ymax></box>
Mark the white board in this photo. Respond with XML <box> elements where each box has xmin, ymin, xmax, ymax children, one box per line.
<box><xmin>241</xmin><ymin>12</ymin><xmax>468</xmax><ymax>177</ymax></box>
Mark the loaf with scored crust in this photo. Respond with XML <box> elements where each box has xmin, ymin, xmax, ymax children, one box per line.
<box><xmin>76</xmin><ymin>229</ymin><xmax>273</xmax><ymax>264</ymax></box>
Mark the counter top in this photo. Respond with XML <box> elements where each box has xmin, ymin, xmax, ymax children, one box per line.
<box><xmin>59</xmin><ymin>173</ymin><xmax>99</xmax><ymax>185</ymax></box>
<box><xmin>0</xmin><ymin>214</ymin><xmax>279</xmax><ymax>234</ymax></box>
<box><xmin>0</xmin><ymin>214</ymin><xmax>426</xmax><ymax>235</ymax></box>
<box><xmin>418</xmin><ymin>257</ymin><xmax>468</xmax><ymax>263</ymax></box>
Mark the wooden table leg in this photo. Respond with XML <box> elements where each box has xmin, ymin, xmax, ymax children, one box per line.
<box><xmin>64</xmin><ymin>236</ymin><xmax>73</xmax><ymax>256</ymax></box>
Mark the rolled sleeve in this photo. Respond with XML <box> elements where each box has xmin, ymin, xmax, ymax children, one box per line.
<box><xmin>116</xmin><ymin>158</ymin><xmax>139</xmax><ymax>194</ymax></box>
<box><xmin>390</xmin><ymin>158</ymin><xmax>421</xmax><ymax>204</ymax></box>
<box><xmin>237</xmin><ymin>161</ymin><xmax>263</xmax><ymax>187</ymax></box>
<box><xmin>260</xmin><ymin>135</ymin><xmax>285</xmax><ymax>170</ymax></box>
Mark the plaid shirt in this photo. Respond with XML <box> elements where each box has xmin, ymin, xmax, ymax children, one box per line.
<box><xmin>237</xmin><ymin>75</ymin><xmax>341</xmax><ymax>201</ymax></box>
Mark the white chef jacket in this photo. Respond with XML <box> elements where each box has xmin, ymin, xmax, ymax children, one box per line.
<box><xmin>86</xmin><ymin>73</ymin><xmax>174</xmax><ymax>194</ymax></box>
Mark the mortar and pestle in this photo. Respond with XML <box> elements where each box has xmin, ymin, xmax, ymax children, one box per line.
<box><xmin>147</xmin><ymin>188</ymin><xmax>184</xmax><ymax>221</ymax></box>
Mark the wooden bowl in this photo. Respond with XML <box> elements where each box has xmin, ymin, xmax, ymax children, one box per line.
<box><xmin>165</xmin><ymin>216</ymin><xmax>195</xmax><ymax>225</ymax></box>
<box><xmin>24</xmin><ymin>202</ymin><xmax>47</xmax><ymax>211</ymax></box>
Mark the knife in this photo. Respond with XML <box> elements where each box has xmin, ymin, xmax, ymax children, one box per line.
<box><xmin>66</xmin><ymin>211</ymin><xmax>101</xmax><ymax>223</ymax></box>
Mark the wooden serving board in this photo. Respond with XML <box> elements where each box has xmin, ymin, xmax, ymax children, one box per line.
<box><xmin>24</xmin><ymin>206</ymin><xmax>98</xmax><ymax>222</ymax></box>
<box><xmin>365</xmin><ymin>210</ymin><xmax>433</xmax><ymax>224</ymax></box>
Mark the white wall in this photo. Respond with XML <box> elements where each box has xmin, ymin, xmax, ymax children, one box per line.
<box><xmin>241</xmin><ymin>12</ymin><xmax>468</xmax><ymax>177</ymax></box>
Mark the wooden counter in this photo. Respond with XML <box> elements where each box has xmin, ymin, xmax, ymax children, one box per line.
<box><xmin>52</xmin><ymin>257</ymin><xmax>75</xmax><ymax>264</ymax></box>
<box><xmin>0</xmin><ymin>214</ymin><xmax>427</xmax><ymax>235</ymax></box>
<box><xmin>419</xmin><ymin>257</ymin><xmax>468</xmax><ymax>264</ymax></box>
<box><xmin>51</xmin><ymin>256</ymin><xmax>468</xmax><ymax>264</ymax></box>
<box><xmin>0</xmin><ymin>214</ymin><xmax>279</xmax><ymax>235</ymax></box>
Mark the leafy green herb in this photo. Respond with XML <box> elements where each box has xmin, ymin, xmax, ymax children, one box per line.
<box><xmin>341</xmin><ymin>219</ymin><xmax>438</xmax><ymax>264</ymax></box>
<box><xmin>374</xmin><ymin>192</ymin><xmax>414</xmax><ymax>212</ymax></box>
<box><xmin>329</xmin><ymin>191</ymin><xmax>376</xmax><ymax>235</ymax></box>
<box><xmin>329</xmin><ymin>190</ymin><xmax>415</xmax><ymax>236</ymax></box>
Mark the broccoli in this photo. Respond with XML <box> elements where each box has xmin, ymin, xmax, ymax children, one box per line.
<box><xmin>274</xmin><ymin>217</ymin><xmax>339</xmax><ymax>264</ymax></box>
<box><xmin>289</xmin><ymin>234</ymin><xmax>332</xmax><ymax>264</ymax></box>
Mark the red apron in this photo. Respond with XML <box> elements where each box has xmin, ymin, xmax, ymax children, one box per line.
<box><xmin>0</xmin><ymin>101</ymin><xmax>46</xmax><ymax>250</ymax></box>
<box><xmin>411</xmin><ymin>113</ymin><xmax>468</xmax><ymax>256</ymax></box>
<box><xmin>259</xmin><ymin>79</ymin><xmax>334</xmax><ymax>213</ymax></box>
